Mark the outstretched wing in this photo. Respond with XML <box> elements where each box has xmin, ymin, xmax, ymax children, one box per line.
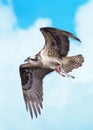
<box><xmin>19</xmin><ymin>63</ymin><xmax>53</xmax><ymax>119</ymax></box>
<box><xmin>40</xmin><ymin>27</ymin><xmax>81</xmax><ymax>57</ymax></box>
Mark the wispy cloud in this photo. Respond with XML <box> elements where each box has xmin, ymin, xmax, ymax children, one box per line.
<box><xmin>0</xmin><ymin>2</ymin><xmax>52</xmax><ymax>129</ymax></box>
<box><xmin>75</xmin><ymin>0</ymin><xmax>93</xmax><ymax>83</ymax></box>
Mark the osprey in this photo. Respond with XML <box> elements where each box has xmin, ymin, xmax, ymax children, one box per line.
<box><xmin>19</xmin><ymin>27</ymin><xmax>84</xmax><ymax>119</ymax></box>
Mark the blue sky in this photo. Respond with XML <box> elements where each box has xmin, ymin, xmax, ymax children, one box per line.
<box><xmin>3</xmin><ymin>0</ymin><xmax>88</xmax><ymax>30</ymax></box>
<box><xmin>0</xmin><ymin>0</ymin><xmax>93</xmax><ymax>130</ymax></box>
<box><xmin>12</xmin><ymin>0</ymin><xmax>87</xmax><ymax>30</ymax></box>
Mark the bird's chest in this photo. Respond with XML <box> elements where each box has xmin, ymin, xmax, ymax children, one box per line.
<box><xmin>40</xmin><ymin>49</ymin><xmax>60</xmax><ymax>69</ymax></box>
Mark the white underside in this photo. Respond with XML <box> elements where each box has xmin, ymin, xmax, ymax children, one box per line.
<box><xmin>40</xmin><ymin>50</ymin><xmax>61</xmax><ymax>69</ymax></box>
<box><xmin>40</xmin><ymin>50</ymin><xmax>75</xmax><ymax>78</ymax></box>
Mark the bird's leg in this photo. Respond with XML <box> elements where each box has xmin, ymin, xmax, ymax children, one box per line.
<box><xmin>55</xmin><ymin>65</ymin><xmax>75</xmax><ymax>79</ymax></box>
<box><xmin>60</xmin><ymin>69</ymin><xmax>75</xmax><ymax>79</ymax></box>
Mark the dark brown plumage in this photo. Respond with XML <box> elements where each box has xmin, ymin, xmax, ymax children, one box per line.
<box><xmin>40</xmin><ymin>27</ymin><xmax>81</xmax><ymax>57</ymax></box>
<box><xmin>19</xmin><ymin>27</ymin><xmax>84</xmax><ymax>119</ymax></box>
<box><xmin>19</xmin><ymin>63</ymin><xmax>53</xmax><ymax>118</ymax></box>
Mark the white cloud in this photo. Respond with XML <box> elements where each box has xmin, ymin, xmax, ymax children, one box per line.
<box><xmin>0</xmin><ymin>2</ymin><xmax>53</xmax><ymax>129</ymax></box>
<box><xmin>0</xmin><ymin>4</ymin><xmax>52</xmax><ymax>67</ymax></box>
<box><xmin>74</xmin><ymin>0</ymin><xmax>93</xmax><ymax>83</ymax></box>
<box><xmin>45</xmin><ymin>83</ymin><xmax>70</xmax><ymax>108</ymax></box>
<box><xmin>0</xmin><ymin>3</ymin><xmax>17</xmax><ymax>34</ymax></box>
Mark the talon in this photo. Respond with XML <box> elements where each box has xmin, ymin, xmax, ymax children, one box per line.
<box><xmin>55</xmin><ymin>66</ymin><xmax>75</xmax><ymax>79</ymax></box>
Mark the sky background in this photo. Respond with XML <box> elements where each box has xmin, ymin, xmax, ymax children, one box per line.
<box><xmin>0</xmin><ymin>0</ymin><xmax>93</xmax><ymax>130</ymax></box>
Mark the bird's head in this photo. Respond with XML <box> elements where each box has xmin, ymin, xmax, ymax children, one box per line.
<box><xmin>24</xmin><ymin>55</ymin><xmax>37</xmax><ymax>63</ymax></box>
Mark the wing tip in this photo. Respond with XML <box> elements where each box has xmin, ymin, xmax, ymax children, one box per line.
<box><xmin>25</xmin><ymin>99</ymin><xmax>43</xmax><ymax>119</ymax></box>
<box><xmin>73</xmin><ymin>36</ymin><xmax>81</xmax><ymax>42</ymax></box>
<box><xmin>29</xmin><ymin>103</ymin><xmax>42</xmax><ymax>119</ymax></box>
<box><xmin>40</xmin><ymin>27</ymin><xmax>82</xmax><ymax>43</ymax></box>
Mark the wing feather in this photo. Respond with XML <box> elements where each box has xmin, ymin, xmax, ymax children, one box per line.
<box><xmin>40</xmin><ymin>27</ymin><xmax>81</xmax><ymax>57</ymax></box>
<box><xmin>19</xmin><ymin>63</ymin><xmax>53</xmax><ymax>118</ymax></box>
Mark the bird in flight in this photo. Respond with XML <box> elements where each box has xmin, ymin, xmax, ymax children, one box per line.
<box><xmin>19</xmin><ymin>27</ymin><xmax>84</xmax><ymax>119</ymax></box>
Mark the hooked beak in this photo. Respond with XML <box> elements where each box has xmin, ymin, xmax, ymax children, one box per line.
<box><xmin>24</xmin><ymin>58</ymin><xmax>28</xmax><ymax>62</ymax></box>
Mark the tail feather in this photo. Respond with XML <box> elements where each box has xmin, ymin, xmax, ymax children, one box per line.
<box><xmin>62</xmin><ymin>54</ymin><xmax>84</xmax><ymax>73</ymax></box>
